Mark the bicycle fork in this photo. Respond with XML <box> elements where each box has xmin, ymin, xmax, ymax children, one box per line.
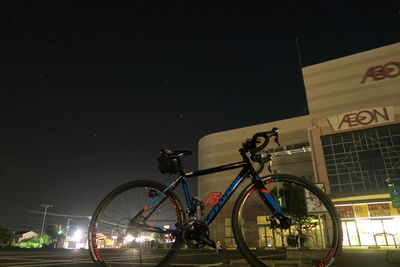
<box><xmin>254</xmin><ymin>176</ymin><xmax>292</xmax><ymax>229</ymax></box>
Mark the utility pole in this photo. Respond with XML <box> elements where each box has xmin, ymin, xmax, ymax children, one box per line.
<box><xmin>40</xmin><ymin>203</ymin><xmax>53</xmax><ymax>245</ymax></box>
<box><xmin>65</xmin><ymin>218</ymin><xmax>71</xmax><ymax>239</ymax></box>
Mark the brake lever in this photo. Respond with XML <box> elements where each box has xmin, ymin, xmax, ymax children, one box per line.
<box><xmin>274</xmin><ymin>134</ymin><xmax>281</xmax><ymax>147</ymax></box>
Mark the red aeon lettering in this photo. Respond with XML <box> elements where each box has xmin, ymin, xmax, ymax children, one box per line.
<box><xmin>361</xmin><ymin>61</ymin><xmax>400</xmax><ymax>83</ymax></box>
<box><xmin>338</xmin><ymin>107</ymin><xmax>389</xmax><ymax>129</ymax></box>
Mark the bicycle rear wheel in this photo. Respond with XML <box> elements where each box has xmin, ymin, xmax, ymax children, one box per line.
<box><xmin>232</xmin><ymin>174</ymin><xmax>342</xmax><ymax>267</ymax></box>
<box><xmin>88</xmin><ymin>180</ymin><xmax>185</xmax><ymax>267</ymax></box>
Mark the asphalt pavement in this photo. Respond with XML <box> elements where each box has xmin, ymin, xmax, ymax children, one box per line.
<box><xmin>0</xmin><ymin>247</ymin><xmax>399</xmax><ymax>266</ymax></box>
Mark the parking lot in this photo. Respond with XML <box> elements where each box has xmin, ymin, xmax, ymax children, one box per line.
<box><xmin>0</xmin><ymin>247</ymin><xmax>399</xmax><ymax>266</ymax></box>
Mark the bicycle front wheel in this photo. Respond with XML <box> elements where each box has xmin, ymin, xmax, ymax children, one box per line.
<box><xmin>88</xmin><ymin>180</ymin><xmax>185</xmax><ymax>267</ymax></box>
<box><xmin>232</xmin><ymin>174</ymin><xmax>342</xmax><ymax>267</ymax></box>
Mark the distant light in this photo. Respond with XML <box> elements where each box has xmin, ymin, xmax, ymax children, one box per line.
<box><xmin>125</xmin><ymin>234</ymin><xmax>134</xmax><ymax>242</ymax></box>
<box><xmin>73</xmin><ymin>229</ymin><xmax>82</xmax><ymax>241</ymax></box>
<box><xmin>135</xmin><ymin>236</ymin><xmax>145</xmax><ymax>243</ymax></box>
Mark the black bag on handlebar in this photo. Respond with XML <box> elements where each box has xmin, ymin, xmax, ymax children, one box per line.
<box><xmin>157</xmin><ymin>154</ymin><xmax>179</xmax><ymax>174</ymax></box>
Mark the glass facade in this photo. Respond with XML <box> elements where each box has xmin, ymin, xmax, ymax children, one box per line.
<box><xmin>321</xmin><ymin>124</ymin><xmax>400</xmax><ymax>194</ymax></box>
<box><xmin>337</xmin><ymin>202</ymin><xmax>400</xmax><ymax>246</ymax></box>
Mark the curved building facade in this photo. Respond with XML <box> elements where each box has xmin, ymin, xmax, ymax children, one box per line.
<box><xmin>198</xmin><ymin>42</ymin><xmax>400</xmax><ymax>248</ymax></box>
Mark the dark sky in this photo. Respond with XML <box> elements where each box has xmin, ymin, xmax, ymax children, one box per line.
<box><xmin>1</xmin><ymin>1</ymin><xmax>399</xmax><ymax>232</ymax></box>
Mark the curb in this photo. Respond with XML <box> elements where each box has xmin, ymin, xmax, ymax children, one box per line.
<box><xmin>386</xmin><ymin>250</ymin><xmax>400</xmax><ymax>263</ymax></box>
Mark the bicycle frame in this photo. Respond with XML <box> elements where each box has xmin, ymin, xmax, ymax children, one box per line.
<box><xmin>138</xmin><ymin>150</ymin><xmax>286</xmax><ymax>234</ymax></box>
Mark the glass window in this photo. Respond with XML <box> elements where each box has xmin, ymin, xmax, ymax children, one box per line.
<box><xmin>345</xmin><ymin>221</ymin><xmax>360</xmax><ymax>246</ymax></box>
<box><xmin>343</xmin><ymin>157</ymin><xmax>352</xmax><ymax>163</ymax></box>
<box><xmin>337</xmin><ymin>166</ymin><xmax>348</xmax><ymax>174</ymax></box>
<box><xmin>325</xmin><ymin>159</ymin><xmax>335</xmax><ymax>165</ymax></box>
<box><xmin>342</xmin><ymin>133</ymin><xmax>353</xmax><ymax>142</ymax></box>
<box><xmin>322</xmin><ymin>124</ymin><xmax>400</xmax><ymax>194</ymax></box>
<box><xmin>339</xmin><ymin>174</ymin><xmax>350</xmax><ymax>184</ymax></box>
<box><xmin>330</xmin><ymin>185</ymin><xmax>340</xmax><ymax>194</ymax></box>
<box><xmin>340</xmin><ymin>184</ymin><xmax>353</xmax><ymax>193</ymax></box>
<box><xmin>351</xmin><ymin>173</ymin><xmax>363</xmax><ymax>183</ymax></box>
<box><xmin>325</xmin><ymin>155</ymin><xmax>334</xmax><ymax>161</ymax></box>
<box><xmin>321</xmin><ymin>137</ymin><xmax>331</xmax><ymax>146</ymax></box>
<box><xmin>335</xmin><ymin>153</ymin><xmax>346</xmax><ymax>160</ymax></box>
<box><xmin>376</xmin><ymin>127</ymin><xmax>389</xmax><ymax>137</ymax></box>
<box><xmin>333</xmin><ymin>144</ymin><xmax>344</xmax><ymax>154</ymax></box>
<box><xmin>380</xmin><ymin>137</ymin><xmax>392</xmax><ymax>146</ymax></box>
<box><xmin>383</xmin><ymin>220</ymin><xmax>400</xmax><ymax>246</ymax></box>
<box><xmin>352</xmin><ymin>183</ymin><xmax>365</xmax><ymax>191</ymax></box>
<box><xmin>323</xmin><ymin>146</ymin><xmax>333</xmax><ymax>155</ymax></box>
<box><xmin>341</xmin><ymin>222</ymin><xmax>350</xmax><ymax>246</ymax></box>
<box><xmin>391</xmin><ymin>136</ymin><xmax>400</xmax><ymax>146</ymax></box>
<box><xmin>356</xmin><ymin>220</ymin><xmax>375</xmax><ymax>246</ymax></box>
<box><xmin>389</xmin><ymin>124</ymin><xmax>400</xmax><ymax>135</ymax></box>
<box><xmin>331</xmin><ymin>135</ymin><xmax>342</xmax><ymax>144</ymax></box>
<box><xmin>327</xmin><ymin>166</ymin><xmax>337</xmax><ymax>175</ymax></box>
<box><xmin>343</xmin><ymin>143</ymin><xmax>352</xmax><ymax>151</ymax></box>
<box><xmin>328</xmin><ymin>175</ymin><xmax>339</xmax><ymax>185</ymax></box>
<box><xmin>371</xmin><ymin>220</ymin><xmax>386</xmax><ymax>246</ymax></box>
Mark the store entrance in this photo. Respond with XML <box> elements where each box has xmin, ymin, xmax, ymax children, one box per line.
<box><xmin>342</xmin><ymin>219</ymin><xmax>399</xmax><ymax>247</ymax></box>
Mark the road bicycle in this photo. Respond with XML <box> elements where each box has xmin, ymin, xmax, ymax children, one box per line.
<box><xmin>88</xmin><ymin>128</ymin><xmax>342</xmax><ymax>266</ymax></box>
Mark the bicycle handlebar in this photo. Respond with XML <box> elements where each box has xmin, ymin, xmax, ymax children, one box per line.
<box><xmin>241</xmin><ymin>127</ymin><xmax>281</xmax><ymax>174</ymax></box>
<box><xmin>243</xmin><ymin>127</ymin><xmax>280</xmax><ymax>154</ymax></box>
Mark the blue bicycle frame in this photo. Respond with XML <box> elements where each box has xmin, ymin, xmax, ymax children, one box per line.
<box><xmin>139</xmin><ymin>149</ymin><xmax>286</xmax><ymax>234</ymax></box>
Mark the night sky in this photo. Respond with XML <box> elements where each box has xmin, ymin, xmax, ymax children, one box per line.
<box><xmin>1</xmin><ymin>2</ymin><xmax>399</xmax><ymax>233</ymax></box>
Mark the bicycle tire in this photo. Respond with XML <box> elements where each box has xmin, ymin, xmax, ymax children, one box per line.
<box><xmin>232</xmin><ymin>174</ymin><xmax>342</xmax><ymax>267</ymax></box>
<box><xmin>88</xmin><ymin>180</ymin><xmax>185</xmax><ymax>267</ymax></box>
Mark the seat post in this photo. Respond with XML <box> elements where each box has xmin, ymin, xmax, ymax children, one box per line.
<box><xmin>176</xmin><ymin>157</ymin><xmax>186</xmax><ymax>176</ymax></box>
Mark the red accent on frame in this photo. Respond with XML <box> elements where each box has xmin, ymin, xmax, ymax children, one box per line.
<box><xmin>204</xmin><ymin>192</ymin><xmax>222</xmax><ymax>208</ymax></box>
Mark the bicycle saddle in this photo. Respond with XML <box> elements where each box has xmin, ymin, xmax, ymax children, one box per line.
<box><xmin>161</xmin><ymin>149</ymin><xmax>192</xmax><ymax>158</ymax></box>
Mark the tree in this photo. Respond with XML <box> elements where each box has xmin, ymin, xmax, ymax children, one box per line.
<box><xmin>269</xmin><ymin>182</ymin><xmax>318</xmax><ymax>242</ymax></box>
<box><xmin>0</xmin><ymin>224</ymin><xmax>14</xmax><ymax>247</ymax></box>
<box><xmin>19</xmin><ymin>236</ymin><xmax>42</xmax><ymax>248</ymax></box>
<box><xmin>45</xmin><ymin>225</ymin><xmax>63</xmax><ymax>247</ymax></box>
<box><xmin>45</xmin><ymin>225</ymin><xmax>58</xmax><ymax>242</ymax></box>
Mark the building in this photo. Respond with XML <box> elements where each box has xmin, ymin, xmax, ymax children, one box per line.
<box><xmin>198</xmin><ymin>42</ymin><xmax>400</xmax><ymax>247</ymax></box>
<box><xmin>15</xmin><ymin>230</ymin><xmax>38</xmax><ymax>243</ymax></box>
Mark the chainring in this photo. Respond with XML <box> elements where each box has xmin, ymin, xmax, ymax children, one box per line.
<box><xmin>183</xmin><ymin>220</ymin><xmax>210</xmax><ymax>248</ymax></box>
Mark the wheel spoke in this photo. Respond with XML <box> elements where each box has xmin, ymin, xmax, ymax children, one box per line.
<box><xmin>232</xmin><ymin>174</ymin><xmax>342</xmax><ymax>267</ymax></box>
<box><xmin>89</xmin><ymin>180</ymin><xmax>184</xmax><ymax>267</ymax></box>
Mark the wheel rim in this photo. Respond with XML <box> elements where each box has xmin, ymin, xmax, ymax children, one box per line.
<box><xmin>89</xmin><ymin>182</ymin><xmax>183</xmax><ymax>267</ymax></box>
<box><xmin>234</xmin><ymin>175</ymin><xmax>341</xmax><ymax>267</ymax></box>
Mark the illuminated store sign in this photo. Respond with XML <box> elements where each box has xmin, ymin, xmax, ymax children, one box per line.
<box><xmin>389</xmin><ymin>186</ymin><xmax>400</xmax><ymax>208</ymax></box>
<box><xmin>361</xmin><ymin>61</ymin><xmax>400</xmax><ymax>84</ymax></box>
<box><xmin>327</xmin><ymin>106</ymin><xmax>395</xmax><ymax>131</ymax></box>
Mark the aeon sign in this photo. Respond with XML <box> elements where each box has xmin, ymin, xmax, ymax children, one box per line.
<box><xmin>327</xmin><ymin>106</ymin><xmax>395</xmax><ymax>131</ymax></box>
<box><xmin>361</xmin><ymin>61</ymin><xmax>400</xmax><ymax>84</ymax></box>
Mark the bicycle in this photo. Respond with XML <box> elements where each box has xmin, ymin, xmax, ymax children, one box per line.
<box><xmin>88</xmin><ymin>128</ymin><xmax>342</xmax><ymax>266</ymax></box>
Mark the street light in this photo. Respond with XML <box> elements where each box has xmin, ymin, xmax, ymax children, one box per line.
<box><xmin>40</xmin><ymin>203</ymin><xmax>53</xmax><ymax>245</ymax></box>
<box><xmin>73</xmin><ymin>229</ymin><xmax>83</xmax><ymax>242</ymax></box>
